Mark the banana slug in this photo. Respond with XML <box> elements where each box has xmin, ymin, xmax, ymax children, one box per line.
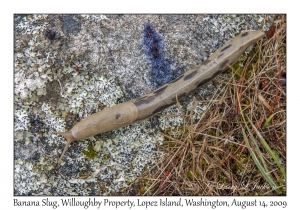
<box><xmin>56</xmin><ymin>30</ymin><xmax>264</xmax><ymax>165</ymax></box>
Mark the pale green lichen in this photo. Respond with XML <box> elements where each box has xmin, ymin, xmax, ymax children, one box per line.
<box><xmin>15</xmin><ymin>110</ymin><xmax>29</xmax><ymax>131</ymax></box>
<box><xmin>65</xmin><ymin>73</ymin><xmax>124</xmax><ymax>115</ymax></box>
<box><xmin>41</xmin><ymin>103</ymin><xmax>65</xmax><ymax>132</ymax></box>
<box><xmin>80</xmin><ymin>15</ymin><xmax>107</xmax><ymax>22</ymax></box>
<box><xmin>15</xmin><ymin>15</ymin><xmax>49</xmax><ymax>35</ymax></box>
<box><xmin>14</xmin><ymin>159</ymin><xmax>45</xmax><ymax>195</ymax></box>
<box><xmin>202</xmin><ymin>14</ymin><xmax>265</xmax><ymax>38</ymax></box>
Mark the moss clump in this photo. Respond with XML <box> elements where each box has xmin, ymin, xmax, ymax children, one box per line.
<box><xmin>186</xmin><ymin>170</ymin><xmax>192</xmax><ymax>181</ymax></box>
<box><xmin>82</xmin><ymin>143</ymin><xmax>97</xmax><ymax>160</ymax></box>
<box><xmin>219</xmin><ymin>176</ymin><xmax>228</xmax><ymax>184</ymax></box>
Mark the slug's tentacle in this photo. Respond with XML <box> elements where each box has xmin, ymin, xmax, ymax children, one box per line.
<box><xmin>56</xmin><ymin>30</ymin><xmax>264</xmax><ymax>165</ymax></box>
<box><xmin>55</xmin><ymin>131</ymin><xmax>76</xmax><ymax>166</ymax></box>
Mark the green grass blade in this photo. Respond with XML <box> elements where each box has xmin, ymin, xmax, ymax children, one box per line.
<box><xmin>244</xmin><ymin>122</ymin><xmax>268</xmax><ymax>172</ymax></box>
<box><xmin>239</xmin><ymin>103</ymin><xmax>268</xmax><ymax>172</ymax></box>
<box><xmin>242</xmin><ymin>128</ymin><xmax>278</xmax><ymax>190</ymax></box>
<box><xmin>264</xmin><ymin>114</ymin><xmax>274</xmax><ymax>127</ymax></box>
<box><xmin>249</xmin><ymin>120</ymin><xmax>286</xmax><ymax>179</ymax></box>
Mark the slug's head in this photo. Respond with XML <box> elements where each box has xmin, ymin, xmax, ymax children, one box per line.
<box><xmin>54</xmin><ymin>130</ymin><xmax>77</xmax><ymax>167</ymax></box>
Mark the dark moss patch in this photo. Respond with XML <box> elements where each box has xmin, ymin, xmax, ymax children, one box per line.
<box><xmin>143</xmin><ymin>21</ymin><xmax>175</xmax><ymax>88</ymax></box>
<box><xmin>38</xmin><ymin>80</ymin><xmax>61</xmax><ymax>107</ymax></box>
<box><xmin>60</xmin><ymin>15</ymin><xmax>81</xmax><ymax>36</ymax></box>
<box><xmin>82</xmin><ymin>144</ymin><xmax>97</xmax><ymax>160</ymax></box>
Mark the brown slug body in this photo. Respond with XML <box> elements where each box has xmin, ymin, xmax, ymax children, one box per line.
<box><xmin>56</xmin><ymin>103</ymin><xmax>138</xmax><ymax>164</ymax></box>
<box><xmin>56</xmin><ymin>30</ymin><xmax>264</xmax><ymax>165</ymax></box>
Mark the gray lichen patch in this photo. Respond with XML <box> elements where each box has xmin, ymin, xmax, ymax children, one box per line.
<box><xmin>14</xmin><ymin>14</ymin><xmax>269</xmax><ymax>196</ymax></box>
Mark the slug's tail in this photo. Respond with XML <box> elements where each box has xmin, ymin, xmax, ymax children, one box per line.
<box><xmin>54</xmin><ymin>131</ymin><xmax>76</xmax><ymax>167</ymax></box>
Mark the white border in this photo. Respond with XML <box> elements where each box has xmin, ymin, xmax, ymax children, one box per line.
<box><xmin>3</xmin><ymin>0</ymin><xmax>297</xmax><ymax>209</ymax></box>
